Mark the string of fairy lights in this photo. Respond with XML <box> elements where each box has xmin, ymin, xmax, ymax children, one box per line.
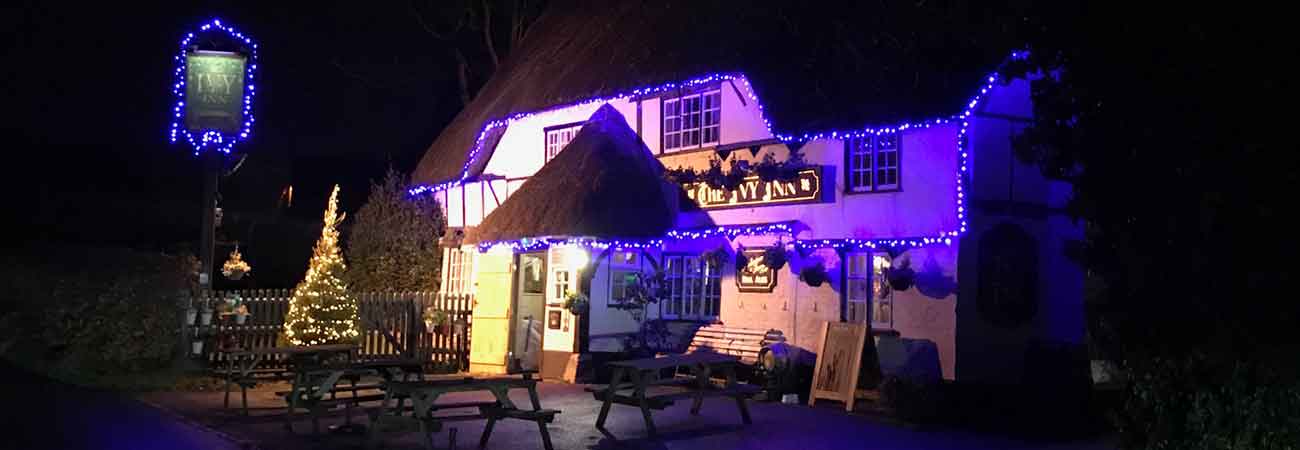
<box><xmin>410</xmin><ymin>52</ymin><xmax>1027</xmax><ymax>254</ymax></box>
<box><xmin>168</xmin><ymin>18</ymin><xmax>259</xmax><ymax>155</ymax></box>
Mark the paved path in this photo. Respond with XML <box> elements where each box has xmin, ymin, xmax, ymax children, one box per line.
<box><xmin>143</xmin><ymin>380</ymin><xmax>1115</xmax><ymax>450</ymax></box>
<box><xmin>0</xmin><ymin>361</ymin><xmax>242</xmax><ymax>450</ymax></box>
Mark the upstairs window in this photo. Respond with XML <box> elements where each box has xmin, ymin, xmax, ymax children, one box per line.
<box><xmin>544</xmin><ymin>123</ymin><xmax>584</xmax><ymax>163</ymax></box>
<box><xmin>663</xmin><ymin>89</ymin><xmax>721</xmax><ymax>152</ymax></box>
<box><xmin>846</xmin><ymin>133</ymin><xmax>901</xmax><ymax>192</ymax></box>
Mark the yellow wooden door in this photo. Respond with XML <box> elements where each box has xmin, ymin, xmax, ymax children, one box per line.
<box><xmin>469</xmin><ymin>251</ymin><xmax>513</xmax><ymax>374</ymax></box>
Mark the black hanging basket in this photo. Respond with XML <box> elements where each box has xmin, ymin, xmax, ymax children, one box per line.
<box><xmin>800</xmin><ymin>263</ymin><xmax>827</xmax><ymax>287</ymax></box>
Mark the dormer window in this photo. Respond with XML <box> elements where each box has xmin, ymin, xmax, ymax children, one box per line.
<box><xmin>544</xmin><ymin>122</ymin><xmax>584</xmax><ymax>163</ymax></box>
<box><xmin>663</xmin><ymin>89</ymin><xmax>721</xmax><ymax>152</ymax></box>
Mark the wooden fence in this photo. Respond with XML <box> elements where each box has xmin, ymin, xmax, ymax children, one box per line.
<box><xmin>185</xmin><ymin>290</ymin><xmax>473</xmax><ymax>371</ymax></box>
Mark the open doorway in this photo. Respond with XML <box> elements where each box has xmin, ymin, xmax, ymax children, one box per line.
<box><xmin>510</xmin><ymin>251</ymin><xmax>547</xmax><ymax>372</ymax></box>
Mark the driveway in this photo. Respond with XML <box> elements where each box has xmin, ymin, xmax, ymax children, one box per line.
<box><xmin>0</xmin><ymin>361</ymin><xmax>242</xmax><ymax>450</ymax></box>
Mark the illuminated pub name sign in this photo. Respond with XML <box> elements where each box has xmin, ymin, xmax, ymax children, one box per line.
<box><xmin>185</xmin><ymin>50</ymin><xmax>247</xmax><ymax>133</ymax></box>
<box><xmin>683</xmin><ymin>167</ymin><xmax>823</xmax><ymax>209</ymax></box>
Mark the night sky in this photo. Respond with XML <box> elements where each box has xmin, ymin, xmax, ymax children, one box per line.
<box><xmin>7</xmin><ymin>2</ymin><xmax>463</xmax><ymax>251</ymax></box>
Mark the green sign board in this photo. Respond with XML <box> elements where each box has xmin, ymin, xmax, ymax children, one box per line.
<box><xmin>185</xmin><ymin>51</ymin><xmax>246</xmax><ymax>133</ymax></box>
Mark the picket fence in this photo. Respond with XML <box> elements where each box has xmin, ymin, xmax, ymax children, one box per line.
<box><xmin>186</xmin><ymin>290</ymin><xmax>473</xmax><ymax>371</ymax></box>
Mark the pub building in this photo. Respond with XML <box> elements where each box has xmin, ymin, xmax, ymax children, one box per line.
<box><xmin>409</xmin><ymin>4</ymin><xmax>1084</xmax><ymax>384</ymax></box>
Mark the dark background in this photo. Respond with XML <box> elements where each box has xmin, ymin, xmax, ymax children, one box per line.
<box><xmin>5</xmin><ymin>2</ymin><xmax>467</xmax><ymax>285</ymax></box>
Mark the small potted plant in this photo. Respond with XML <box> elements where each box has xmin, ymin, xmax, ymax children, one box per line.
<box><xmin>564</xmin><ymin>291</ymin><xmax>590</xmax><ymax>316</ymax></box>
<box><xmin>233</xmin><ymin>304</ymin><xmax>250</xmax><ymax>325</ymax></box>
<box><xmin>428</xmin><ymin>309</ymin><xmax>451</xmax><ymax>335</ymax></box>
<box><xmin>199</xmin><ymin>301</ymin><xmax>214</xmax><ymax>326</ymax></box>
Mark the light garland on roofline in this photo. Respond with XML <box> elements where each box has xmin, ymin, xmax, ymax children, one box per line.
<box><xmin>421</xmin><ymin>51</ymin><xmax>1029</xmax><ymax>249</ymax></box>
<box><xmin>167</xmin><ymin>18</ymin><xmax>259</xmax><ymax>155</ymax></box>
<box><xmin>475</xmin><ymin>222</ymin><xmax>797</xmax><ymax>253</ymax></box>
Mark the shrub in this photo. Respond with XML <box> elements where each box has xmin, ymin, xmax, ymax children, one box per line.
<box><xmin>1117</xmin><ymin>357</ymin><xmax>1300</xmax><ymax>450</ymax></box>
<box><xmin>346</xmin><ymin>169</ymin><xmax>445</xmax><ymax>292</ymax></box>
<box><xmin>1</xmin><ymin>244</ymin><xmax>194</xmax><ymax>387</ymax></box>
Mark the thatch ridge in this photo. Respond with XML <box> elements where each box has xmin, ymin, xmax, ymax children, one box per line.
<box><xmin>412</xmin><ymin>0</ymin><xmax>1018</xmax><ymax>186</ymax></box>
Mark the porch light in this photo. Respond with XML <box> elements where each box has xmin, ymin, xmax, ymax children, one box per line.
<box><xmin>565</xmin><ymin>245</ymin><xmax>590</xmax><ymax>269</ymax></box>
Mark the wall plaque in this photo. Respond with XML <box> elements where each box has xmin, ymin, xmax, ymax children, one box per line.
<box><xmin>737</xmin><ymin>249</ymin><xmax>778</xmax><ymax>293</ymax></box>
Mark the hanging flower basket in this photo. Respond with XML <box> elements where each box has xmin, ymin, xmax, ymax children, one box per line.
<box><xmin>222</xmin><ymin>247</ymin><xmax>252</xmax><ymax>280</ymax></box>
<box><xmin>564</xmin><ymin>291</ymin><xmax>590</xmax><ymax>316</ymax></box>
<box><xmin>887</xmin><ymin>260</ymin><xmax>915</xmax><ymax>291</ymax></box>
<box><xmin>702</xmin><ymin>246</ymin><xmax>729</xmax><ymax>267</ymax></box>
<box><xmin>800</xmin><ymin>262</ymin><xmax>828</xmax><ymax>287</ymax></box>
<box><xmin>763</xmin><ymin>243</ymin><xmax>788</xmax><ymax>271</ymax></box>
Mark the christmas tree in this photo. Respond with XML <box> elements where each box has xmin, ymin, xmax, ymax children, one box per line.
<box><xmin>283</xmin><ymin>185</ymin><xmax>361</xmax><ymax>346</ymax></box>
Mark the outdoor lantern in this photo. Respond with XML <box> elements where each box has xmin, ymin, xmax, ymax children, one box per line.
<box><xmin>564</xmin><ymin>245</ymin><xmax>590</xmax><ymax>269</ymax></box>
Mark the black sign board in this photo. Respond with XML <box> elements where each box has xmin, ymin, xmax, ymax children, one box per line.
<box><xmin>737</xmin><ymin>249</ymin><xmax>778</xmax><ymax>293</ymax></box>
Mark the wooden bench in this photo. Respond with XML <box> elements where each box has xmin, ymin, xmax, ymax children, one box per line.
<box><xmin>686</xmin><ymin>324</ymin><xmax>784</xmax><ymax>365</ymax></box>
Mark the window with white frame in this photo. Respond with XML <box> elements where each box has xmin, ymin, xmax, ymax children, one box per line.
<box><xmin>609</xmin><ymin>250</ymin><xmax>642</xmax><ymax>306</ymax></box>
<box><xmin>663</xmin><ymin>90</ymin><xmax>721</xmax><ymax>152</ymax></box>
<box><xmin>445</xmin><ymin>249</ymin><xmax>472</xmax><ymax>294</ymax></box>
<box><xmin>845</xmin><ymin>251</ymin><xmax>893</xmax><ymax>330</ymax></box>
<box><xmin>544</xmin><ymin>123</ymin><xmax>583</xmax><ymax>163</ymax></box>
<box><xmin>846</xmin><ymin>133</ymin><xmax>900</xmax><ymax>192</ymax></box>
<box><xmin>663</xmin><ymin>255</ymin><xmax>722</xmax><ymax>320</ymax></box>
<box><xmin>553</xmin><ymin>270</ymin><xmax>571</xmax><ymax>301</ymax></box>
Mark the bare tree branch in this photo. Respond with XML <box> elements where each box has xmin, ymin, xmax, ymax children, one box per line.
<box><xmin>452</xmin><ymin>48</ymin><xmax>472</xmax><ymax>105</ymax></box>
<box><xmin>482</xmin><ymin>0</ymin><xmax>500</xmax><ymax>68</ymax></box>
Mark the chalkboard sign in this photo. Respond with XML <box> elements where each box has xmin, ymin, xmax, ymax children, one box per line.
<box><xmin>808</xmin><ymin>322</ymin><xmax>869</xmax><ymax>411</ymax></box>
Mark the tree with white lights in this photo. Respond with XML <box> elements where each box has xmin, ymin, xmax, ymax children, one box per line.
<box><xmin>283</xmin><ymin>185</ymin><xmax>360</xmax><ymax>346</ymax></box>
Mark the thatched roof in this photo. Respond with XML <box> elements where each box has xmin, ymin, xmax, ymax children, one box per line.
<box><xmin>413</xmin><ymin>0</ymin><xmax>1018</xmax><ymax>186</ymax></box>
<box><xmin>465</xmin><ymin>104</ymin><xmax>682</xmax><ymax>244</ymax></box>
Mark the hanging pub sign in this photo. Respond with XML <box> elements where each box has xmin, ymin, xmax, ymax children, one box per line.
<box><xmin>185</xmin><ymin>51</ymin><xmax>246</xmax><ymax>133</ymax></box>
<box><xmin>737</xmin><ymin>249</ymin><xmax>778</xmax><ymax>293</ymax></box>
<box><xmin>683</xmin><ymin>167</ymin><xmax>822</xmax><ymax>210</ymax></box>
<box><xmin>168</xmin><ymin>18</ymin><xmax>259</xmax><ymax>155</ymax></box>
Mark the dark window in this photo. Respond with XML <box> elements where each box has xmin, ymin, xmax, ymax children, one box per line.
<box><xmin>977</xmin><ymin>223</ymin><xmax>1039</xmax><ymax>328</ymax></box>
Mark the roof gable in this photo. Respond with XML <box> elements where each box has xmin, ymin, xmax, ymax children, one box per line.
<box><xmin>465</xmin><ymin>104</ymin><xmax>682</xmax><ymax>244</ymax></box>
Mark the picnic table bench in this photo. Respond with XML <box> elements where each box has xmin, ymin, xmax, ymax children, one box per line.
<box><xmin>367</xmin><ymin>373</ymin><xmax>559</xmax><ymax>450</ymax></box>
<box><xmin>590</xmin><ymin>352</ymin><xmax>758</xmax><ymax>438</ymax></box>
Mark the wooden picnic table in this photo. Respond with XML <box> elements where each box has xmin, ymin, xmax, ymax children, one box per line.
<box><xmin>219</xmin><ymin>344</ymin><xmax>359</xmax><ymax>416</ymax></box>
<box><xmin>592</xmin><ymin>352</ymin><xmax>759</xmax><ymax>438</ymax></box>
<box><xmin>367</xmin><ymin>373</ymin><xmax>559</xmax><ymax>450</ymax></box>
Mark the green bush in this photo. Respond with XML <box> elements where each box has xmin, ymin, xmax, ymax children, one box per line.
<box><xmin>1</xmin><ymin>244</ymin><xmax>194</xmax><ymax>387</ymax></box>
<box><xmin>1118</xmin><ymin>357</ymin><xmax>1300</xmax><ymax>450</ymax></box>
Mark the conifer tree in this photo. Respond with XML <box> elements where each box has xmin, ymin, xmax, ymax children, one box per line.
<box><xmin>283</xmin><ymin>185</ymin><xmax>360</xmax><ymax>345</ymax></box>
